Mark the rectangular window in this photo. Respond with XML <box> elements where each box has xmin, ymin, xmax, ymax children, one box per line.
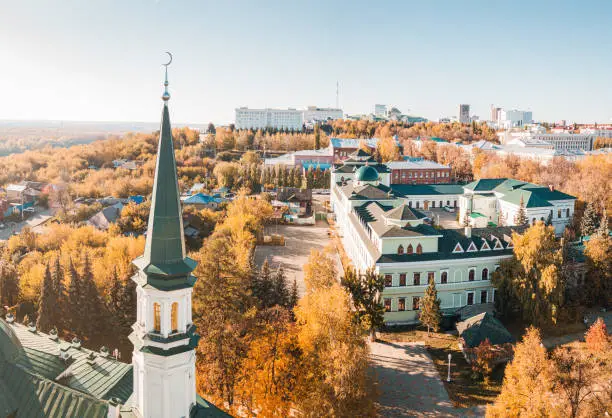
<box><xmin>412</xmin><ymin>296</ymin><xmax>421</xmax><ymax>310</ymax></box>
<box><xmin>399</xmin><ymin>274</ymin><xmax>406</xmax><ymax>286</ymax></box>
<box><xmin>467</xmin><ymin>293</ymin><xmax>474</xmax><ymax>305</ymax></box>
<box><xmin>398</xmin><ymin>298</ymin><xmax>406</xmax><ymax>311</ymax></box>
<box><xmin>384</xmin><ymin>274</ymin><xmax>392</xmax><ymax>287</ymax></box>
<box><xmin>427</xmin><ymin>271</ymin><xmax>435</xmax><ymax>283</ymax></box>
<box><xmin>413</xmin><ymin>273</ymin><xmax>421</xmax><ymax>286</ymax></box>
<box><xmin>384</xmin><ymin>298</ymin><xmax>391</xmax><ymax>312</ymax></box>
<box><xmin>481</xmin><ymin>290</ymin><xmax>488</xmax><ymax>304</ymax></box>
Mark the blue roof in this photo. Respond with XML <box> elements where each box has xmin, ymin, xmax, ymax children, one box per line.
<box><xmin>183</xmin><ymin>193</ymin><xmax>219</xmax><ymax>205</ymax></box>
<box><xmin>128</xmin><ymin>195</ymin><xmax>144</xmax><ymax>205</ymax></box>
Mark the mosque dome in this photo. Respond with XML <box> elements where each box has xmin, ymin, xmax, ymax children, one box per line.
<box><xmin>355</xmin><ymin>165</ymin><xmax>379</xmax><ymax>182</ymax></box>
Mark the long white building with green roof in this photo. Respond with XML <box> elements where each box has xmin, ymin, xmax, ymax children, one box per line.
<box><xmin>331</xmin><ymin>154</ymin><xmax>576</xmax><ymax>325</ymax></box>
<box><xmin>0</xmin><ymin>66</ymin><xmax>229</xmax><ymax>417</ymax></box>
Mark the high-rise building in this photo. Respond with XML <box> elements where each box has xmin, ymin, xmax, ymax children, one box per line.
<box><xmin>374</xmin><ymin>104</ymin><xmax>388</xmax><ymax>117</ymax></box>
<box><xmin>499</xmin><ymin>109</ymin><xmax>533</xmax><ymax>128</ymax></box>
<box><xmin>459</xmin><ymin>104</ymin><xmax>470</xmax><ymax>124</ymax></box>
<box><xmin>490</xmin><ymin>105</ymin><xmax>502</xmax><ymax>122</ymax></box>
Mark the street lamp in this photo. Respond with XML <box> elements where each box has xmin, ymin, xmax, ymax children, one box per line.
<box><xmin>447</xmin><ymin>353</ymin><xmax>452</xmax><ymax>383</ymax></box>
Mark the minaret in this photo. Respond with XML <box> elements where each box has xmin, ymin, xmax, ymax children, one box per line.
<box><xmin>130</xmin><ymin>60</ymin><xmax>200</xmax><ymax>418</ymax></box>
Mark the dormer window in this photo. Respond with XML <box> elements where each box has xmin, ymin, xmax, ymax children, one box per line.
<box><xmin>416</xmin><ymin>244</ymin><xmax>422</xmax><ymax>254</ymax></box>
<box><xmin>481</xmin><ymin>241</ymin><xmax>491</xmax><ymax>251</ymax></box>
<box><xmin>452</xmin><ymin>243</ymin><xmax>464</xmax><ymax>253</ymax></box>
<box><xmin>407</xmin><ymin>244</ymin><xmax>413</xmax><ymax>255</ymax></box>
<box><xmin>493</xmin><ymin>239</ymin><xmax>503</xmax><ymax>250</ymax></box>
<box><xmin>397</xmin><ymin>245</ymin><xmax>404</xmax><ymax>255</ymax></box>
<box><xmin>466</xmin><ymin>241</ymin><xmax>478</xmax><ymax>252</ymax></box>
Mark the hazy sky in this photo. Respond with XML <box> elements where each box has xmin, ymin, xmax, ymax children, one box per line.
<box><xmin>1</xmin><ymin>0</ymin><xmax>611</xmax><ymax>124</ymax></box>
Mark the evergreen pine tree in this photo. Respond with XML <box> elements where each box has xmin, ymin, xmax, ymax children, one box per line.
<box><xmin>119</xmin><ymin>275</ymin><xmax>137</xmax><ymax>330</ymax></box>
<box><xmin>252</xmin><ymin>259</ymin><xmax>275</xmax><ymax>308</ymax></box>
<box><xmin>0</xmin><ymin>261</ymin><xmax>20</xmax><ymax>308</ymax></box>
<box><xmin>580</xmin><ymin>201</ymin><xmax>600</xmax><ymax>237</ymax></box>
<box><xmin>37</xmin><ymin>263</ymin><xmax>58</xmax><ymax>333</ymax></box>
<box><xmin>80</xmin><ymin>252</ymin><xmax>108</xmax><ymax>344</ymax></box>
<box><xmin>272</xmin><ymin>264</ymin><xmax>289</xmax><ymax>307</ymax></box>
<box><xmin>51</xmin><ymin>257</ymin><xmax>66</xmax><ymax>332</ymax></box>
<box><xmin>288</xmin><ymin>277</ymin><xmax>299</xmax><ymax>309</ymax></box>
<box><xmin>106</xmin><ymin>267</ymin><xmax>123</xmax><ymax>317</ymax></box>
<box><xmin>67</xmin><ymin>258</ymin><xmax>83</xmax><ymax>336</ymax></box>
<box><xmin>420</xmin><ymin>276</ymin><xmax>441</xmax><ymax>336</ymax></box>
<box><xmin>514</xmin><ymin>195</ymin><xmax>529</xmax><ymax>226</ymax></box>
<box><xmin>545</xmin><ymin>210</ymin><xmax>553</xmax><ymax>226</ymax></box>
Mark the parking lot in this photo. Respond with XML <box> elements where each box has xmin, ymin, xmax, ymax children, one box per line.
<box><xmin>423</xmin><ymin>208</ymin><xmax>460</xmax><ymax>229</ymax></box>
<box><xmin>254</xmin><ymin>221</ymin><xmax>340</xmax><ymax>297</ymax></box>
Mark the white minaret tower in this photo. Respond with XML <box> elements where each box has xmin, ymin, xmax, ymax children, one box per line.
<box><xmin>129</xmin><ymin>54</ymin><xmax>200</xmax><ymax>418</ymax></box>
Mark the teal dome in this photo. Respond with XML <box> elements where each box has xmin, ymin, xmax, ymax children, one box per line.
<box><xmin>355</xmin><ymin>165</ymin><xmax>379</xmax><ymax>182</ymax></box>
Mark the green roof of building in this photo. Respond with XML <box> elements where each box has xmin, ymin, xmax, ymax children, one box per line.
<box><xmin>469</xmin><ymin>212</ymin><xmax>486</xmax><ymax>218</ymax></box>
<box><xmin>390</xmin><ymin>184</ymin><xmax>465</xmax><ymax>196</ymax></box>
<box><xmin>355</xmin><ymin>165</ymin><xmax>380</xmax><ymax>182</ymax></box>
<box><xmin>133</xmin><ymin>98</ymin><xmax>197</xmax><ymax>290</ymax></box>
<box><xmin>500</xmin><ymin>190</ymin><xmax>553</xmax><ymax>208</ymax></box>
<box><xmin>464</xmin><ymin>178</ymin><xmax>509</xmax><ymax>191</ymax></box>
<box><xmin>457</xmin><ymin>312</ymin><xmax>514</xmax><ymax>348</ymax></box>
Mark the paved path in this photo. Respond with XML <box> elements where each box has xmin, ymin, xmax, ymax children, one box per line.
<box><xmin>254</xmin><ymin>221</ymin><xmax>339</xmax><ymax>297</ymax></box>
<box><xmin>370</xmin><ymin>341</ymin><xmax>485</xmax><ymax>417</ymax></box>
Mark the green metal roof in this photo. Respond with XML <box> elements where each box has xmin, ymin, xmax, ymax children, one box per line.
<box><xmin>355</xmin><ymin>165</ymin><xmax>379</xmax><ymax>182</ymax></box>
<box><xmin>500</xmin><ymin>190</ymin><xmax>553</xmax><ymax>208</ymax></box>
<box><xmin>134</xmin><ymin>101</ymin><xmax>197</xmax><ymax>289</ymax></box>
<box><xmin>390</xmin><ymin>184</ymin><xmax>465</xmax><ymax>196</ymax></box>
<box><xmin>469</xmin><ymin>212</ymin><xmax>486</xmax><ymax>218</ymax></box>
<box><xmin>464</xmin><ymin>178</ymin><xmax>509</xmax><ymax>191</ymax></box>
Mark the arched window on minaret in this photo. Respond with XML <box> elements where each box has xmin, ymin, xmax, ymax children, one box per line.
<box><xmin>153</xmin><ymin>303</ymin><xmax>161</xmax><ymax>333</ymax></box>
<box><xmin>171</xmin><ymin>302</ymin><xmax>179</xmax><ymax>333</ymax></box>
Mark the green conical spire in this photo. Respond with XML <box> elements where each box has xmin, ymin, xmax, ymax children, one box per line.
<box><xmin>133</xmin><ymin>67</ymin><xmax>196</xmax><ymax>290</ymax></box>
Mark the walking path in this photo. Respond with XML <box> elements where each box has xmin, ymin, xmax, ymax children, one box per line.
<box><xmin>370</xmin><ymin>341</ymin><xmax>485</xmax><ymax>417</ymax></box>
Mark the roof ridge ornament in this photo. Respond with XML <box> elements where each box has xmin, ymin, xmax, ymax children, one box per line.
<box><xmin>162</xmin><ymin>51</ymin><xmax>172</xmax><ymax>103</ymax></box>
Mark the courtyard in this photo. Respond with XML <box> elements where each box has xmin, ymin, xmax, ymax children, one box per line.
<box><xmin>254</xmin><ymin>221</ymin><xmax>340</xmax><ymax>296</ymax></box>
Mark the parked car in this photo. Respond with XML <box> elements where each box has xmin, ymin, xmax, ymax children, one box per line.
<box><xmin>443</xmin><ymin>206</ymin><xmax>455</xmax><ymax>213</ymax></box>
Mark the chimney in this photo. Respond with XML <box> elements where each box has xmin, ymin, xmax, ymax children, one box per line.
<box><xmin>86</xmin><ymin>352</ymin><xmax>97</xmax><ymax>366</ymax></box>
<box><xmin>28</xmin><ymin>322</ymin><xmax>37</xmax><ymax>333</ymax></box>
<box><xmin>548</xmin><ymin>184</ymin><xmax>554</xmax><ymax>192</ymax></box>
<box><xmin>49</xmin><ymin>328</ymin><xmax>59</xmax><ymax>341</ymax></box>
<box><xmin>5</xmin><ymin>313</ymin><xmax>14</xmax><ymax>324</ymax></box>
<box><xmin>99</xmin><ymin>346</ymin><xmax>110</xmax><ymax>358</ymax></box>
<box><xmin>465</xmin><ymin>226</ymin><xmax>472</xmax><ymax>238</ymax></box>
<box><xmin>71</xmin><ymin>337</ymin><xmax>82</xmax><ymax>350</ymax></box>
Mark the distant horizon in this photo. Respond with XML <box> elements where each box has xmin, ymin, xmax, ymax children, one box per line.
<box><xmin>1</xmin><ymin>1</ymin><xmax>611</xmax><ymax>125</ymax></box>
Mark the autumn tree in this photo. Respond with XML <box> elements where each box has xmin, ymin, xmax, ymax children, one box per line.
<box><xmin>36</xmin><ymin>264</ymin><xmax>59</xmax><ymax>333</ymax></box>
<box><xmin>342</xmin><ymin>267</ymin><xmax>385</xmax><ymax>341</ymax></box>
<box><xmin>303</xmin><ymin>248</ymin><xmax>337</xmax><ymax>293</ymax></box>
<box><xmin>472</xmin><ymin>338</ymin><xmax>495</xmax><ymax>384</ymax></box>
<box><xmin>492</xmin><ymin>223</ymin><xmax>565</xmax><ymax>326</ymax></box>
<box><xmin>487</xmin><ymin>327</ymin><xmax>555</xmax><ymax>417</ymax></box>
<box><xmin>420</xmin><ymin>276</ymin><xmax>441</xmax><ymax>336</ymax></box>
<box><xmin>236</xmin><ymin>307</ymin><xmax>299</xmax><ymax>416</ymax></box>
<box><xmin>377</xmin><ymin>136</ymin><xmax>400</xmax><ymax>162</ymax></box>
<box><xmin>585</xmin><ymin>318</ymin><xmax>609</xmax><ymax>353</ymax></box>
<box><xmin>583</xmin><ymin>232</ymin><xmax>612</xmax><ymax>306</ymax></box>
<box><xmin>0</xmin><ymin>260</ymin><xmax>19</xmax><ymax>308</ymax></box>
<box><xmin>294</xmin><ymin>282</ymin><xmax>375</xmax><ymax>417</ymax></box>
<box><xmin>314</xmin><ymin>123</ymin><xmax>321</xmax><ymax>149</ymax></box>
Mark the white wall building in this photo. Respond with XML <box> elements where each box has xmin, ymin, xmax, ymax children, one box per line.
<box><xmin>499</xmin><ymin>109</ymin><xmax>533</xmax><ymax>128</ymax></box>
<box><xmin>531</xmin><ymin>133</ymin><xmax>594</xmax><ymax>151</ymax></box>
<box><xmin>374</xmin><ymin>104</ymin><xmax>388</xmax><ymax>117</ymax></box>
<box><xmin>235</xmin><ymin>107</ymin><xmax>303</xmax><ymax>130</ymax></box>
<box><xmin>459</xmin><ymin>104</ymin><xmax>470</xmax><ymax>124</ymax></box>
<box><xmin>302</xmin><ymin>106</ymin><xmax>343</xmax><ymax>122</ymax></box>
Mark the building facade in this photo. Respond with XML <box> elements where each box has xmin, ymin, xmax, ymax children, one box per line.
<box><xmin>459</xmin><ymin>104</ymin><xmax>470</xmax><ymax>124</ymax></box>
<box><xmin>387</xmin><ymin>159</ymin><xmax>452</xmax><ymax>185</ymax></box>
<box><xmin>235</xmin><ymin>107</ymin><xmax>303</xmax><ymax>130</ymax></box>
<box><xmin>499</xmin><ymin>109</ymin><xmax>533</xmax><ymax>128</ymax></box>
<box><xmin>531</xmin><ymin>133</ymin><xmax>594</xmax><ymax>151</ymax></box>
<box><xmin>302</xmin><ymin>106</ymin><xmax>343</xmax><ymax>122</ymax></box>
<box><xmin>331</xmin><ymin>158</ymin><xmax>577</xmax><ymax>325</ymax></box>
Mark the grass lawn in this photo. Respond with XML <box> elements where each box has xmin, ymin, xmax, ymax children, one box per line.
<box><xmin>378</xmin><ymin>328</ymin><xmax>504</xmax><ymax>408</ymax></box>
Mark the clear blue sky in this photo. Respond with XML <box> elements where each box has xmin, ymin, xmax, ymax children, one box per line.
<box><xmin>1</xmin><ymin>0</ymin><xmax>611</xmax><ymax>124</ymax></box>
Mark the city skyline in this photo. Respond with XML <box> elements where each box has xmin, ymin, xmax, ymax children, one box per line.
<box><xmin>1</xmin><ymin>0</ymin><xmax>611</xmax><ymax>125</ymax></box>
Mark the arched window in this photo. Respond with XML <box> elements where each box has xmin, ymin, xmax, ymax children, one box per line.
<box><xmin>397</xmin><ymin>245</ymin><xmax>404</xmax><ymax>255</ymax></box>
<box><xmin>171</xmin><ymin>302</ymin><xmax>179</xmax><ymax>333</ymax></box>
<box><xmin>482</xmin><ymin>268</ymin><xmax>488</xmax><ymax>280</ymax></box>
<box><xmin>153</xmin><ymin>303</ymin><xmax>161</xmax><ymax>333</ymax></box>
<box><xmin>416</xmin><ymin>244</ymin><xmax>423</xmax><ymax>255</ymax></box>
<box><xmin>408</xmin><ymin>201</ymin><xmax>412</xmax><ymax>208</ymax></box>
<box><xmin>566</xmin><ymin>208</ymin><xmax>570</xmax><ymax>217</ymax></box>
<box><xmin>441</xmin><ymin>272</ymin><xmax>448</xmax><ymax>284</ymax></box>
<box><xmin>469</xmin><ymin>269</ymin><xmax>475</xmax><ymax>281</ymax></box>
<box><xmin>416</xmin><ymin>202</ymin><xmax>420</xmax><ymax>209</ymax></box>
<box><xmin>407</xmin><ymin>244</ymin><xmax>413</xmax><ymax>255</ymax></box>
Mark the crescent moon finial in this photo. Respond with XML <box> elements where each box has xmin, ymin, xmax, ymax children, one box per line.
<box><xmin>163</xmin><ymin>51</ymin><xmax>173</xmax><ymax>67</ymax></box>
<box><xmin>162</xmin><ymin>51</ymin><xmax>172</xmax><ymax>102</ymax></box>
